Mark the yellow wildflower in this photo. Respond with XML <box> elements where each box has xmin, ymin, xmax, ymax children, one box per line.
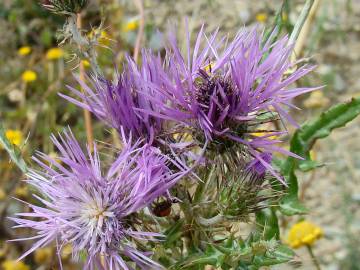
<box><xmin>123</xmin><ymin>19</ymin><xmax>139</xmax><ymax>32</ymax></box>
<box><xmin>255</xmin><ymin>12</ymin><xmax>268</xmax><ymax>23</ymax></box>
<box><xmin>2</xmin><ymin>260</ymin><xmax>30</xmax><ymax>270</ymax></box>
<box><xmin>18</xmin><ymin>46</ymin><xmax>31</xmax><ymax>56</ymax></box>
<box><xmin>287</xmin><ymin>221</ymin><xmax>323</xmax><ymax>248</ymax></box>
<box><xmin>34</xmin><ymin>247</ymin><xmax>53</xmax><ymax>264</ymax></box>
<box><xmin>46</xmin><ymin>48</ymin><xmax>64</xmax><ymax>60</ymax></box>
<box><xmin>81</xmin><ymin>59</ymin><xmax>91</xmax><ymax>68</ymax></box>
<box><xmin>5</xmin><ymin>129</ymin><xmax>23</xmax><ymax>146</ymax></box>
<box><xmin>21</xmin><ymin>70</ymin><xmax>37</xmax><ymax>82</ymax></box>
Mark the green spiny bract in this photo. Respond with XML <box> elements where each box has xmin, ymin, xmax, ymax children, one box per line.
<box><xmin>42</xmin><ymin>0</ymin><xmax>88</xmax><ymax>14</ymax></box>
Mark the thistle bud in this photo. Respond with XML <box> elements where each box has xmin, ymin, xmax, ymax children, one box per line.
<box><xmin>42</xmin><ymin>0</ymin><xmax>88</xmax><ymax>14</ymax></box>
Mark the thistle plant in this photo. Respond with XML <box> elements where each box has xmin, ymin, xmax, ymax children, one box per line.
<box><xmin>42</xmin><ymin>0</ymin><xmax>88</xmax><ymax>14</ymax></box>
<box><xmin>3</xmin><ymin>1</ymin><xmax>360</xmax><ymax>270</ymax></box>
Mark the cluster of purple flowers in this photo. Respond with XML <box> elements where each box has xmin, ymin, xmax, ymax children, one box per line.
<box><xmin>11</xmin><ymin>26</ymin><xmax>316</xmax><ymax>269</ymax></box>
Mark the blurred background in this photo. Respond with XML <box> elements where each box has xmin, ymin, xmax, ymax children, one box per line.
<box><xmin>0</xmin><ymin>0</ymin><xmax>359</xmax><ymax>269</ymax></box>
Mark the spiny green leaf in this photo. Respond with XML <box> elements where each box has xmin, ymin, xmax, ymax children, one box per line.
<box><xmin>253</xmin><ymin>244</ymin><xmax>294</xmax><ymax>266</ymax></box>
<box><xmin>164</xmin><ymin>220</ymin><xmax>184</xmax><ymax>248</ymax></box>
<box><xmin>172</xmin><ymin>246</ymin><xmax>225</xmax><ymax>269</ymax></box>
<box><xmin>255</xmin><ymin>208</ymin><xmax>280</xmax><ymax>240</ymax></box>
<box><xmin>280</xmin><ymin>98</ymin><xmax>360</xmax><ymax>215</ymax></box>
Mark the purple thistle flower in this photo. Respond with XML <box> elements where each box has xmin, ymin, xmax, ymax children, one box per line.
<box><xmin>10</xmin><ymin>129</ymin><xmax>187</xmax><ymax>269</ymax></box>
<box><xmin>60</xmin><ymin>53</ymin><xmax>167</xmax><ymax>144</ymax></box>
<box><xmin>136</xmin><ymin>26</ymin><xmax>320</xmax><ymax>182</ymax></box>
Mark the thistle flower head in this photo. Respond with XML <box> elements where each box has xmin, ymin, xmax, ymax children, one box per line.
<box><xmin>211</xmin><ymin>149</ymin><xmax>279</xmax><ymax>221</ymax></box>
<box><xmin>10</xmin><ymin>129</ymin><xmax>186</xmax><ymax>269</ymax></box>
<box><xmin>42</xmin><ymin>0</ymin><xmax>88</xmax><ymax>14</ymax></box>
<box><xmin>138</xmin><ymin>26</ymin><xmax>319</xmax><ymax>181</ymax></box>
<box><xmin>61</xmin><ymin>54</ymin><xmax>167</xmax><ymax>144</ymax></box>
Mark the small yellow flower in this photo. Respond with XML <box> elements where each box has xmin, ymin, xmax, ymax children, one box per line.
<box><xmin>2</xmin><ymin>260</ymin><xmax>30</xmax><ymax>270</ymax></box>
<box><xmin>34</xmin><ymin>247</ymin><xmax>53</xmax><ymax>264</ymax></box>
<box><xmin>18</xmin><ymin>46</ymin><xmax>31</xmax><ymax>56</ymax></box>
<box><xmin>123</xmin><ymin>19</ymin><xmax>139</xmax><ymax>32</ymax></box>
<box><xmin>21</xmin><ymin>70</ymin><xmax>37</xmax><ymax>82</ymax></box>
<box><xmin>46</xmin><ymin>48</ymin><xmax>64</xmax><ymax>60</ymax></box>
<box><xmin>287</xmin><ymin>221</ymin><xmax>323</xmax><ymax>248</ymax></box>
<box><xmin>81</xmin><ymin>59</ymin><xmax>91</xmax><ymax>68</ymax></box>
<box><xmin>5</xmin><ymin>129</ymin><xmax>23</xmax><ymax>146</ymax></box>
<box><xmin>255</xmin><ymin>12</ymin><xmax>268</xmax><ymax>23</ymax></box>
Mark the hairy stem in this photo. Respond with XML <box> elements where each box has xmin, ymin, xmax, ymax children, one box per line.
<box><xmin>306</xmin><ymin>244</ymin><xmax>321</xmax><ymax>270</ymax></box>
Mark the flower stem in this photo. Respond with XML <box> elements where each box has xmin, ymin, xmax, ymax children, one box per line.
<box><xmin>77</xmin><ymin>13</ymin><xmax>94</xmax><ymax>152</ymax></box>
<box><xmin>288</xmin><ymin>0</ymin><xmax>315</xmax><ymax>45</ymax></box>
<box><xmin>306</xmin><ymin>244</ymin><xmax>321</xmax><ymax>270</ymax></box>
<box><xmin>133</xmin><ymin>0</ymin><xmax>145</xmax><ymax>63</ymax></box>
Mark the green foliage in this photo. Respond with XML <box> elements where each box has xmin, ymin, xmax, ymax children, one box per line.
<box><xmin>280</xmin><ymin>98</ymin><xmax>360</xmax><ymax>215</ymax></box>
<box><xmin>44</xmin><ymin>0</ymin><xmax>88</xmax><ymax>14</ymax></box>
<box><xmin>170</xmin><ymin>234</ymin><xmax>294</xmax><ymax>270</ymax></box>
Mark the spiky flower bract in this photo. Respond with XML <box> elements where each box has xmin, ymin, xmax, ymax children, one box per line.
<box><xmin>137</xmin><ymin>26</ymin><xmax>320</xmax><ymax>181</ymax></box>
<box><xmin>10</xmin><ymin>129</ymin><xmax>187</xmax><ymax>269</ymax></box>
<box><xmin>42</xmin><ymin>0</ymin><xmax>88</xmax><ymax>14</ymax></box>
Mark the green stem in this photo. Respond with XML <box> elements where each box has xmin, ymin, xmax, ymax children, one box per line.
<box><xmin>288</xmin><ymin>0</ymin><xmax>315</xmax><ymax>45</ymax></box>
<box><xmin>306</xmin><ymin>244</ymin><xmax>321</xmax><ymax>270</ymax></box>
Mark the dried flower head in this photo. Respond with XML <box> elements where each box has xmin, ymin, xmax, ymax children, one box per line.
<box><xmin>10</xmin><ymin>129</ymin><xmax>187</xmax><ymax>269</ymax></box>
